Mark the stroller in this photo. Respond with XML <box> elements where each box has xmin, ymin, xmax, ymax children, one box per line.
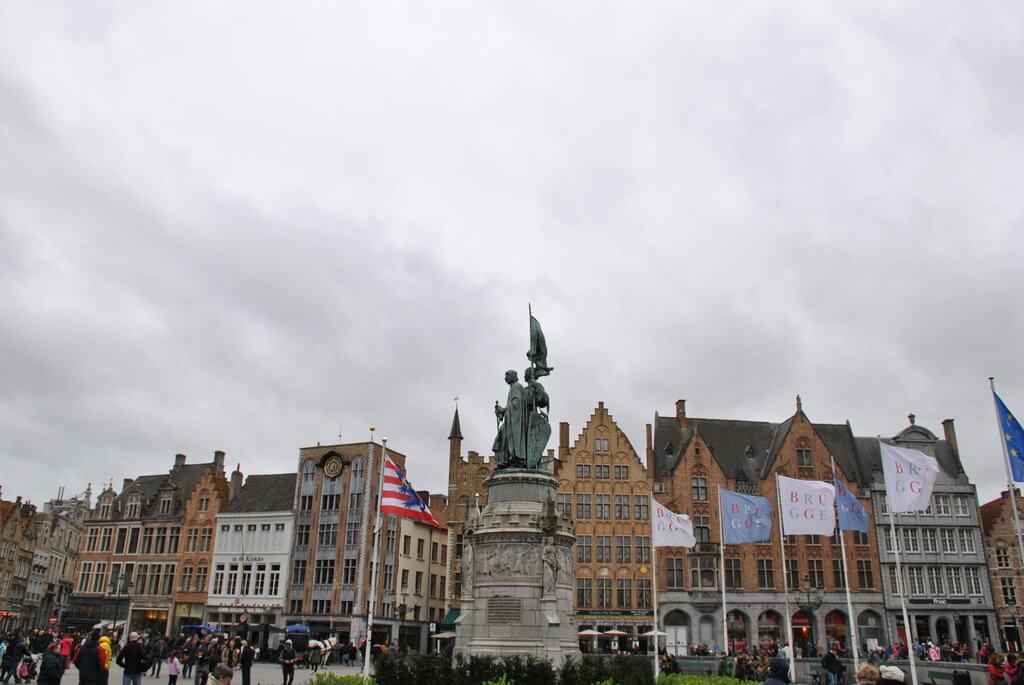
<box><xmin>17</xmin><ymin>654</ymin><xmax>38</xmax><ymax>682</ymax></box>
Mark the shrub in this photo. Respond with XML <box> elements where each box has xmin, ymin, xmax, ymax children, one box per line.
<box><xmin>308</xmin><ymin>673</ymin><xmax>376</xmax><ymax>685</ymax></box>
<box><xmin>657</xmin><ymin>676</ymin><xmax>747</xmax><ymax>685</ymax></box>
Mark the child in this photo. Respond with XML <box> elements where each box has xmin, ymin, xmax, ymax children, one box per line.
<box><xmin>168</xmin><ymin>650</ymin><xmax>182</xmax><ymax>685</ymax></box>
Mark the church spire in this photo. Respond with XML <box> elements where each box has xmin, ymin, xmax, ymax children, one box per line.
<box><xmin>449</xmin><ymin>406</ymin><xmax>463</xmax><ymax>440</ymax></box>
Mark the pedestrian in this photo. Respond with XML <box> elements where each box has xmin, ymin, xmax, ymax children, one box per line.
<box><xmin>278</xmin><ymin>641</ymin><xmax>295</xmax><ymax>685</ymax></box>
<box><xmin>2</xmin><ymin>636</ymin><xmax>25</xmax><ymax>684</ymax></box>
<box><xmin>115</xmin><ymin>633</ymin><xmax>148</xmax><ymax>685</ymax></box>
<box><xmin>822</xmin><ymin>645</ymin><xmax>843</xmax><ymax>685</ymax></box>
<box><xmin>149</xmin><ymin>639</ymin><xmax>164</xmax><ymax>678</ymax></box>
<box><xmin>855</xmin><ymin>663</ymin><xmax>879</xmax><ymax>685</ymax></box>
<box><xmin>97</xmin><ymin>636</ymin><xmax>111</xmax><ymax>685</ymax></box>
<box><xmin>205</xmin><ymin>665</ymin><xmax>232</xmax><ymax>685</ymax></box>
<box><xmin>237</xmin><ymin>643</ymin><xmax>254</xmax><ymax>685</ymax></box>
<box><xmin>74</xmin><ymin>632</ymin><xmax>102</xmax><ymax>685</ymax></box>
<box><xmin>1005</xmin><ymin>654</ymin><xmax>1018</xmax><ymax>683</ymax></box>
<box><xmin>307</xmin><ymin>643</ymin><xmax>321</xmax><ymax>675</ymax></box>
<box><xmin>192</xmin><ymin>643</ymin><xmax>209</xmax><ymax>685</ymax></box>
<box><xmin>878</xmin><ymin>665</ymin><xmax>905</xmax><ymax>685</ymax></box>
<box><xmin>989</xmin><ymin>655</ymin><xmax>1006</xmax><ymax>685</ymax></box>
<box><xmin>167</xmin><ymin>651</ymin><xmax>182</xmax><ymax>685</ymax></box>
<box><xmin>38</xmin><ymin>641</ymin><xmax>65</xmax><ymax>685</ymax></box>
<box><xmin>763</xmin><ymin>657</ymin><xmax>790</xmax><ymax>685</ymax></box>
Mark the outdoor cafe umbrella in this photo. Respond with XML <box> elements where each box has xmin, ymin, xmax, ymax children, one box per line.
<box><xmin>602</xmin><ymin>629</ymin><xmax>628</xmax><ymax>636</ymax></box>
<box><xmin>577</xmin><ymin>629</ymin><xmax>602</xmax><ymax>637</ymax></box>
<box><xmin>639</xmin><ymin>630</ymin><xmax>667</xmax><ymax>637</ymax></box>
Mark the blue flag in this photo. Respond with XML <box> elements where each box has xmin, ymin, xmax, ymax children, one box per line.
<box><xmin>720</xmin><ymin>489</ymin><xmax>773</xmax><ymax>544</ymax></box>
<box><xmin>995</xmin><ymin>392</ymin><xmax>1024</xmax><ymax>482</ymax></box>
<box><xmin>834</xmin><ymin>479</ymin><xmax>869</xmax><ymax>533</ymax></box>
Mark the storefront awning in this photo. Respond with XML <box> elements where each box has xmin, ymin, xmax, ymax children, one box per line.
<box><xmin>439</xmin><ymin>609</ymin><xmax>460</xmax><ymax>632</ymax></box>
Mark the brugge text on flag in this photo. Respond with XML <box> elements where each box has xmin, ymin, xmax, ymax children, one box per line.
<box><xmin>994</xmin><ymin>392</ymin><xmax>1024</xmax><ymax>483</ymax></box>
<box><xmin>381</xmin><ymin>457</ymin><xmax>441</xmax><ymax>527</ymax></box>
<box><xmin>720</xmin><ymin>489</ymin><xmax>773</xmax><ymax>544</ymax></box>
<box><xmin>777</xmin><ymin>475</ymin><xmax>836</xmax><ymax>536</ymax></box>
<box><xmin>834</xmin><ymin>478</ymin><xmax>869</xmax><ymax>533</ymax></box>
<box><xmin>651</xmin><ymin>499</ymin><xmax>696</xmax><ymax>548</ymax></box>
<box><xmin>879</xmin><ymin>441</ymin><xmax>939</xmax><ymax>513</ymax></box>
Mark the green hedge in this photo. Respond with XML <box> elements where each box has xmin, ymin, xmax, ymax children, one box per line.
<box><xmin>370</xmin><ymin>653</ymin><xmax>653</xmax><ymax>685</ymax></box>
<box><xmin>656</xmin><ymin>675</ymin><xmax>747</xmax><ymax>685</ymax></box>
<box><xmin>308</xmin><ymin>673</ymin><xmax>376</xmax><ymax>685</ymax></box>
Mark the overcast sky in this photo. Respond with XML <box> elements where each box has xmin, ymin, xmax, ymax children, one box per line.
<box><xmin>2</xmin><ymin>2</ymin><xmax>1022</xmax><ymax>510</ymax></box>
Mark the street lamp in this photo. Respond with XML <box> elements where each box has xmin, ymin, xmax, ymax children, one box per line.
<box><xmin>109</xmin><ymin>572</ymin><xmax>134</xmax><ymax>639</ymax></box>
<box><xmin>396</xmin><ymin>592</ymin><xmax>409</xmax><ymax>651</ymax></box>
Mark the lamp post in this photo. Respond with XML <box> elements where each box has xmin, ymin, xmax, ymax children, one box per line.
<box><xmin>109</xmin><ymin>572</ymin><xmax>134</xmax><ymax>639</ymax></box>
<box><xmin>396</xmin><ymin>592</ymin><xmax>409</xmax><ymax>651</ymax></box>
<box><xmin>798</xmin><ymin>575</ymin><xmax>824</xmax><ymax>654</ymax></box>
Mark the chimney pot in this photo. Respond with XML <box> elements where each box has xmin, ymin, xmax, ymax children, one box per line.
<box><xmin>174</xmin><ymin>453</ymin><xmax>186</xmax><ymax>467</ymax></box>
<box><xmin>213</xmin><ymin>450</ymin><xmax>225</xmax><ymax>470</ymax></box>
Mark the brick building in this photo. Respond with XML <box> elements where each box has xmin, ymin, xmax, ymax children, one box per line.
<box><xmin>68</xmin><ymin>451</ymin><xmax>237</xmax><ymax>635</ymax></box>
<box><xmin>283</xmin><ymin>441</ymin><xmax>406</xmax><ymax>646</ymax></box>
<box><xmin>651</xmin><ymin>397</ymin><xmax>885</xmax><ymax>656</ymax></box>
<box><xmin>980</xmin><ymin>489</ymin><xmax>1024</xmax><ymax>650</ymax></box>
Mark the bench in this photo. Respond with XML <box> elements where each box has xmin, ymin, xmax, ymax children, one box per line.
<box><xmin>927</xmin><ymin>671</ymin><xmax>956</xmax><ymax>685</ymax></box>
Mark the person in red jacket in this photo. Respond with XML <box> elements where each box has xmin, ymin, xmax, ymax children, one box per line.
<box><xmin>59</xmin><ymin>635</ymin><xmax>74</xmax><ymax>667</ymax></box>
<box><xmin>988</xmin><ymin>654</ymin><xmax>1004</xmax><ymax>685</ymax></box>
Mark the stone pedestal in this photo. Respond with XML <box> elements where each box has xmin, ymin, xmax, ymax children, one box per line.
<box><xmin>454</xmin><ymin>469</ymin><xmax>580</xmax><ymax>664</ymax></box>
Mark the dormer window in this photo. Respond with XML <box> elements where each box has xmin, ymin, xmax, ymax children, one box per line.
<box><xmin>125</xmin><ymin>498</ymin><xmax>140</xmax><ymax>519</ymax></box>
<box><xmin>159</xmin><ymin>497</ymin><xmax>173</xmax><ymax>515</ymax></box>
<box><xmin>796</xmin><ymin>439</ymin><xmax>812</xmax><ymax>468</ymax></box>
<box><xmin>198</xmin><ymin>497</ymin><xmax>210</xmax><ymax>512</ymax></box>
<box><xmin>98</xmin><ymin>502</ymin><xmax>111</xmax><ymax>519</ymax></box>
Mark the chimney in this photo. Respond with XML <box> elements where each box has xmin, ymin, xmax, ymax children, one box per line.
<box><xmin>174</xmin><ymin>453</ymin><xmax>186</xmax><ymax>468</ymax></box>
<box><xmin>645</xmin><ymin>422</ymin><xmax>654</xmax><ymax>475</ymax></box>
<box><xmin>122</xmin><ymin>478</ymin><xmax>133</xmax><ymax>493</ymax></box>
<box><xmin>675</xmin><ymin>399</ymin><xmax>687</xmax><ymax>429</ymax></box>
<box><xmin>213</xmin><ymin>450</ymin><xmax>225</xmax><ymax>472</ymax></box>
<box><xmin>229</xmin><ymin>465</ymin><xmax>243</xmax><ymax>499</ymax></box>
<box><xmin>942</xmin><ymin>419</ymin><xmax>960</xmax><ymax>464</ymax></box>
<box><xmin>559</xmin><ymin>422</ymin><xmax>570</xmax><ymax>459</ymax></box>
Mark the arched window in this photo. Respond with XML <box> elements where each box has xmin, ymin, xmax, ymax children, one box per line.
<box><xmin>727</xmin><ymin>610</ymin><xmax>749</xmax><ymax>652</ymax></box>
<box><xmin>757</xmin><ymin>610</ymin><xmax>781</xmax><ymax>647</ymax></box>
<box><xmin>351</xmin><ymin>458</ymin><xmax>364</xmax><ymax>483</ymax></box>
<box><xmin>302</xmin><ymin>461</ymin><xmax>316</xmax><ymax>482</ymax></box>
<box><xmin>796</xmin><ymin>438</ymin><xmax>812</xmax><ymax>468</ymax></box>
<box><xmin>825</xmin><ymin>609</ymin><xmax>848</xmax><ymax>649</ymax></box>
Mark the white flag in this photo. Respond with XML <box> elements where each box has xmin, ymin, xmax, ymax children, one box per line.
<box><xmin>777</xmin><ymin>475</ymin><xmax>836</xmax><ymax>536</ymax></box>
<box><xmin>651</xmin><ymin>499</ymin><xmax>696</xmax><ymax>548</ymax></box>
<box><xmin>880</xmin><ymin>441</ymin><xmax>940</xmax><ymax>513</ymax></box>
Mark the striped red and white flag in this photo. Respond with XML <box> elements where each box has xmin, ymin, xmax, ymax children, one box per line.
<box><xmin>381</xmin><ymin>457</ymin><xmax>441</xmax><ymax>527</ymax></box>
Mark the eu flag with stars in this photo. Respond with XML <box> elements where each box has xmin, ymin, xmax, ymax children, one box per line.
<box><xmin>995</xmin><ymin>392</ymin><xmax>1024</xmax><ymax>482</ymax></box>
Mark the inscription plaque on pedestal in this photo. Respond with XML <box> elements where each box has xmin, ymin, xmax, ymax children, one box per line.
<box><xmin>486</xmin><ymin>597</ymin><xmax>522</xmax><ymax>624</ymax></box>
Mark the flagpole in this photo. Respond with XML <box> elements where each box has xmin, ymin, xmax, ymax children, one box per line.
<box><xmin>775</xmin><ymin>474</ymin><xmax>796</xmax><ymax>682</ymax></box>
<box><xmin>887</xmin><ymin>493</ymin><xmax>919</xmax><ymax>685</ymax></box>
<box><xmin>831</xmin><ymin>455</ymin><xmax>861</xmax><ymax>674</ymax></box>
<box><xmin>651</xmin><ymin>501</ymin><xmax>659</xmax><ymax>679</ymax></box>
<box><xmin>718</xmin><ymin>486</ymin><xmax>729</xmax><ymax>657</ymax></box>
<box><xmin>362</xmin><ymin>437</ymin><xmax>389</xmax><ymax>677</ymax></box>
<box><xmin>990</xmin><ymin>377</ymin><xmax>1024</xmax><ymax>568</ymax></box>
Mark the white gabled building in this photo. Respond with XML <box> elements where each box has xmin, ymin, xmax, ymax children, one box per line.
<box><xmin>206</xmin><ymin>473</ymin><xmax>296</xmax><ymax>650</ymax></box>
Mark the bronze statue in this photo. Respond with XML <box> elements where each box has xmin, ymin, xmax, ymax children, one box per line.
<box><xmin>492</xmin><ymin>308</ymin><xmax>554</xmax><ymax>471</ymax></box>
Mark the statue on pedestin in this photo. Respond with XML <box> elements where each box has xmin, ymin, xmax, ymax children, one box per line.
<box><xmin>492</xmin><ymin>307</ymin><xmax>553</xmax><ymax>471</ymax></box>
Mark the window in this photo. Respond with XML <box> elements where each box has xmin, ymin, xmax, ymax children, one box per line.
<box><xmin>955</xmin><ymin>496</ymin><xmax>971</xmax><ymax>517</ymax></box>
<box><xmin>908</xmin><ymin>567</ymin><xmax>925</xmax><ymax>595</ymax></box>
<box><xmin>195</xmin><ymin>566</ymin><xmax>208</xmax><ymax>593</ymax></box>
<box><xmin>311</xmin><ymin>599</ymin><xmax>331</xmax><ymax>615</ymax></box>
<box><xmin>691</xmin><ymin>476</ymin><xmax>708</xmax><ymax>502</ymax></box>
<box><xmin>946</xmin><ymin>567</ymin><xmax>964</xmax><ymax>595</ymax></box>
<box><xmin>853</xmin><ymin>531</ymin><xmax>869</xmax><ymax>546</ymax></box>
<box><xmin>758</xmin><ymin>559</ymin><xmax>774</xmax><ymax>589</ymax></box>
<box><xmin>268</xmin><ymin>564</ymin><xmax>280</xmax><ymax>595</ymax></box>
<box><xmin>666</xmin><ymin>557</ymin><xmax>684</xmax><ymax>588</ymax></box>
<box><xmin>616</xmin><ymin>579</ymin><xmax>632</xmax><ymax>608</ymax></box>
<box><xmin>101</xmin><ymin>528</ymin><xmax>112</xmax><ymax>552</ymax></box>
<box><xmin>213</xmin><ymin>564</ymin><xmax>225</xmax><ymax>594</ymax></box>
<box><xmin>889</xmin><ymin>567</ymin><xmax>902</xmax><ymax>596</ymax></box>
<box><xmin>807</xmin><ymin>559</ymin><xmax>824</xmax><ymax>589</ymax></box>
<box><xmin>556</xmin><ymin>493</ymin><xmax>571</xmax><ymax>517</ymax></box>
<box><xmin>414</xmin><ymin>571</ymin><xmax>423</xmax><ymax>595</ymax></box>
<box><xmin>1002</xmin><ymin>577</ymin><xmax>1017</xmax><ymax>605</ymax></box>
<box><xmin>78</xmin><ymin>562</ymin><xmax>92</xmax><ymax>593</ymax></box>
<box><xmin>934</xmin><ymin>495</ymin><xmax>951</xmax><ymax>516</ymax></box>
<box><xmin>417</xmin><ymin>539</ymin><xmax>425</xmax><ymax>560</ymax></box>
<box><xmin>596</xmin><ymin>465</ymin><xmax>610</xmax><ymax>479</ymax></box>
<box><xmin>725</xmin><ymin>558</ymin><xmax>742</xmax><ymax>589</ymax></box>
<box><xmin>168</xmin><ymin>527</ymin><xmax>180</xmax><ymax>554</ymax></box>
<box><xmin>694</xmin><ymin>515</ymin><xmax>710</xmax><ymax>544</ymax></box>
<box><xmin>577</xmin><ymin>535</ymin><xmax>592</xmax><ymax>562</ymax></box>
<box><xmin>576</xmin><ymin>495</ymin><xmax>591</xmax><ymax>519</ymax></box>
<box><xmin>400</xmin><ymin>569</ymin><xmax>409</xmax><ymax>591</ymax></box>
<box><xmin>927</xmin><ymin>567</ymin><xmax>944</xmax><ymax>595</ymax></box>
<box><xmin>596</xmin><ymin>495</ymin><xmax>611</xmax><ymax>519</ymax></box>
<box><xmin>635</xmin><ymin>536</ymin><xmax>651</xmax><ymax>564</ymax></box>
<box><xmin>431</xmin><ymin>541</ymin><xmax>439</xmax><ymax>563</ymax></box>
<box><xmin>797</xmin><ymin>448</ymin><xmax>812</xmax><ymax>467</ymax></box>
<box><xmin>181</xmin><ymin>566</ymin><xmax>194</xmax><ymax>592</ymax></box>
<box><xmin>429</xmin><ymin>573</ymin><xmax>438</xmax><ymax>598</ymax></box>
<box><xmin>318</xmin><ymin>523</ymin><xmax>337</xmax><ymax>547</ymax></box>
<box><xmin>261</xmin><ymin>524</ymin><xmax>270</xmax><ymax>531</ymax></box>
<box><xmin>342</xmin><ymin>558</ymin><xmax>358</xmax><ymax>585</ymax></box>
<box><xmin>254</xmin><ymin>565</ymin><xmax>266</xmax><ymax>595</ymax></box>
<box><xmin>615</xmin><ymin>465</ymin><xmax>629</xmax><ymax>479</ymax></box>
<box><xmin>92</xmin><ymin>563</ymin><xmax>107</xmax><ymax>593</ymax></box>
<box><xmin>833</xmin><ymin>560</ymin><xmax>844</xmax><ymax>589</ymax></box>
<box><xmin>314</xmin><ymin>559</ymin><xmax>335</xmax><ymax>585</ymax></box>
<box><xmin>402</xmin><ymin>535</ymin><xmax>411</xmax><ymax>556</ymax></box>
<box><xmin>346</xmin><ymin>522</ymin><xmax>360</xmax><ymax>546</ymax></box>
<box><xmin>126</xmin><ymin>499</ymin><xmax>140</xmax><ymax>519</ymax></box>
<box><xmin>921</xmin><ymin>529</ymin><xmax>937</xmax><ymax>553</ymax></box>
<box><xmin>596</xmin><ymin>578</ymin><xmax>612</xmax><ymax>608</ymax></box>
<box><xmin>966</xmin><ymin>567</ymin><xmax>983</xmax><ymax>595</ymax></box>
<box><xmin>595</xmin><ymin>438</ymin><xmax>610</xmax><ymax>453</ymax></box>
<box><xmin>616</xmin><ymin>536</ymin><xmax>631</xmax><ymax>563</ymax></box>
<box><xmin>127</xmin><ymin>528</ymin><xmax>139</xmax><ymax>554</ymax></box>
<box><xmin>159</xmin><ymin>497</ymin><xmax>172</xmax><ymax>515</ymax></box>
<box><xmin>383</xmin><ymin>564</ymin><xmax>393</xmax><ymax>591</ymax></box>
<box><xmin>637</xmin><ymin>578</ymin><xmax>652</xmax><ymax>608</ymax></box>
<box><xmin>577</xmin><ymin>578</ymin><xmax>592</xmax><ymax>607</ymax></box>
<box><xmin>941</xmin><ymin>529</ymin><xmax>956</xmax><ymax>553</ymax></box>
<box><xmin>87</xmin><ymin>529</ymin><xmax>98</xmax><ymax>552</ymax></box>
<box><xmin>596</xmin><ymin>535</ymin><xmax>611</xmax><ymax>563</ymax></box>
<box><xmin>155</xmin><ymin>527</ymin><xmax>167</xmax><ymax>554</ymax></box>
<box><xmin>239</xmin><ymin>564</ymin><xmax>252</xmax><ymax>595</ymax></box>
<box><xmin>615</xmin><ymin>495</ymin><xmax>630</xmax><ymax>520</ymax></box>
<box><xmin>349</xmin><ymin>493</ymin><xmax>362</xmax><ymax>511</ymax></box>
<box><xmin>576</xmin><ymin>464</ymin><xmax>591</xmax><ymax>479</ymax></box>
<box><xmin>299</xmin><ymin>495</ymin><xmax>313</xmax><ymax>511</ymax></box>
<box><xmin>997</xmin><ymin>547</ymin><xmax>1011</xmax><ymax>569</ymax></box>
<box><xmin>634</xmin><ymin>496</ymin><xmax>650</xmax><ymax>521</ymax></box>
<box><xmin>351</xmin><ymin>458</ymin><xmax>363</xmax><ymax>482</ymax></box>
<box><xmin>902</xmin><ymin>528</ymin><xmax>919</xmax><ymax>553</ymax></box>
<box><xmin>198</xmin><ymin>497</ymin><xmax>209</xmax><ymax>512</ymax></box>
<box><xmin>291</xmin><ymin>559</ymin><xmax>306</xmax><ymax>585</ymax></box>
<box><xmin>303</xmin><ymin>461</ymin><xmax>316</xmax><ymax>482</ymax></box>
<box><xmin>958</xmin><ymin>530</ymin><xmax>975</xmax><ymax>553</ymax></box>
<box><xmin>806</xmin><ymin>535</ymin><xmax>820</xmax><ymax>546</ymax></box>
<box><xmin>226</xmin><ymin>564</ymin><xmax>238</xmax><ymax>594</ymax></box>
<box><xmin>275</xmin><ymin>523</ymin><xmax>285</xmax><ymax>531</ymax></box>
<box><xmin>201</xmin><ymin>527</ymin><xmax>212</xmax><ymax>551</ymax></box>
<box><xmin>786</xmin><ymin>559</ymin><xmax>800</xmax><ymax>590</ymax></box>
<box><xmin>289</xmin><ymin>600</ymin><xmax>302</xmax><ymax>614</ymax></box>
<box><xmin>296</xmin><ymin>524</ymin><xmax>310</xmax><ymax>547</ymax></box>
<box><xmin>322</xmin><ymin>494</ymin><xmax>340</xmax><ymax>511</ymax></box>
<box><xmin>857</xmin><ymin>560</ymin><xmax>874</xmax><ymax>589</ymax></box>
